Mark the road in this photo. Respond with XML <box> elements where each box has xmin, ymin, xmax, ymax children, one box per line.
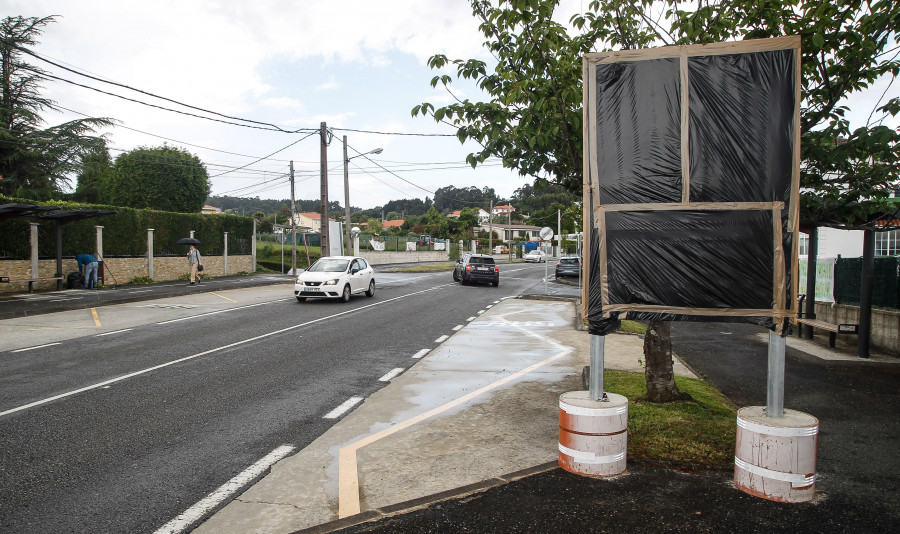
<box><xmin>0</xmin><ymin>263</ymin><xmax>552</xmax><ymax>533</ymax></box>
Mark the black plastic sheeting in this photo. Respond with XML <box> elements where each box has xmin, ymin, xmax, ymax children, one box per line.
<box><xmin>588</xmin><ymin>49</ymin><xmax>796</xmax><ymax>335</ymax></box>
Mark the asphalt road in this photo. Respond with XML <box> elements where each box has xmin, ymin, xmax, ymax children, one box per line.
<box><xmin>0</xmin><ymin>263</ymin><xmax>550</xmax><ymax>533</ymax></box>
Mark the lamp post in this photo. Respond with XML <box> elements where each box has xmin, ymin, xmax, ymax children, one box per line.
<box><xmin>343</xmin><ymin>136</ymin><xmax>383</xmax><ymax>256</ymax></box>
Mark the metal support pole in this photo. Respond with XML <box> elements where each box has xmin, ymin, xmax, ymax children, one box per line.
<box><xmin>147</xmin><ymin>228</ymin><xmax>155</xmax><ymax>280</ymax></box>
<box><xmin>589</xmin><ymin>334</ymin><xmax>606</xmax><ymax>401</ymax></box>
<box><xmin>30</xmin><ymin>223</ymin><xmax>39</xmax><ymax>290</ymax></box>
<box><xmin>766</xmin><ymin>330</ymin><xmax>785</xmax><ymax>418</ymax></box>
<box><xmin>319</xmin><ymin>122</ymin><xmax>330</xmax><ymax>258</ymax></box>
<box><xmin>223</xmin><ymin>232</ymin><xmax>229</xmax><ymax>276</ymax></box>
<box><xmin>858</xmin><ymin>229</ymin><xmax>875</xmax><ymax>358</ymax></box>
<box><xmin>804</xmin><ymin>226</ymin><xmax>818</xmax><ymax>339</ymax></box>
<box><xmin>251</xmin><ymin>219</ymin><xmax>257</xmax><ymax>272</ymax></box>
<box><xmin>55</xmin><ymin>222</ymin><xmax>63</xmax><ymax>291</ymax></box>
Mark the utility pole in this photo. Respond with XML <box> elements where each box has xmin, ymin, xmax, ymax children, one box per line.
<box><xmin>290</xmin><ymin>160</ymin><xmax>297</xmax><ymax>274</ymax></box>
<box><xmin>319</xmin><ymin>122</ymin><xmax>330</xmax><ymax>257</ymax></box>
<box><xmin>489</xmin><ymin>199</ymin><xmax>493</xmax><ymax>254</ymax></box>
<box><xmin>558</xmin><ymin>208</ymin><xmax>562</xmax><ymax>258</ymax></box>
<box><xmin>343</xmin><ymin>135</ymin><xmax>351</xmax><ymax>256</ymax></box>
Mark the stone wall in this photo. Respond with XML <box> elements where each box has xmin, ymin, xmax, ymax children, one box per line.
<box><xmin>0</xmin><ymin>256</ymin><xmax>253</xmax><ymax>293</ymax></box>
<box><xmin>813</xmin><ymin>302</ymin><xmax>899</xmax><ymax>356</ymax></box>
<box><xmin>360</xmin><ymin>250</ymin><xmax>450</xmax><ymax>265</ymax></box>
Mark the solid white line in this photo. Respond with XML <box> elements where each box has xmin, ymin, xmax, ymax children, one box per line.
<box><xmin>48</xmin><ymin>298</ymin><xmax>81</xmax><ymax>303</ymax></box>
<box><xmin>452</xmin><ymin>324</ymin><xmax>464</xmax><ymax>331</ymax></box>
<box><xmin>412</xmin><ymin>349</ymin><xmax>430</xmax><ymax>359</ymax></box>
<box><xmin>324</xmin><ymin>397</ymin><xmax>364</xmax><ymax>419</ymax></box>
<box><xmin>434</xmin><ymin>335</ymin><xmax>449</xmax><ymax>343</ymax></box>
<box><xmin>129</xmin><ymin>289</ymin><xmax>153</xmax><ymax>294</ymax></box>
<box><xmin>466</xmin><ymin>316</ymin><xmax>476</xmax><ymax>322</ymax></box>
<box><xmin>378</xmin><ymin>368</ymin><xmax>405</xmax><ymax>382</ymax></box>
<box><xmin>11</xmin><ymin>343</ymin><xmax>61</xmax><ymax>353</ymax></box>
<box><xmin>0</xmin><ymin>285</ymin><xmax>452</xmax><ymax>419</ymax></box>
<box><xmin>96</xmin><ymin>328</ymin><xmax>133</xmax><ymax>337</ymax></box>
<box><xmin>153</xmin><ymin>444</ymin><xmax>296</xmax><ymax>534</ymax></box>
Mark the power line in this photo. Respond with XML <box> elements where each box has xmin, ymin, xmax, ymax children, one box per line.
<box><xmin>332</xmin><ymin>127</ymin><xmax>456</xmax><ymax>137</ymax></box>
<box><xmin>209</xmin><ymin>131</ymin><xmax>318</xmax><ymax>178</ymax></box>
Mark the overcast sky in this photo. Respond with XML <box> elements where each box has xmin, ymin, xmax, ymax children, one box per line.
<box><xmin>3</xmin><ymin>1</ymin><xmax>897</xmax><ymax>210</ymax></box>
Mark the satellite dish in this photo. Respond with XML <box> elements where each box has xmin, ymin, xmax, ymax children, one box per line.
<box><xmin>539</xmin><ymin>226</ymin><xmax>554</xmax><ymax>241</ymax></box>
<box><xmin>350</xmin><ymin>227</ymin><xmax>361</xmax><ymax>238</ymax></box>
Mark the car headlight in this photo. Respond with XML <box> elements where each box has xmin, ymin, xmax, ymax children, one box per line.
<box><xmin>323</xmin><ymin>279</ymin><xmax>339</xmax><ymax>285</ymax></box>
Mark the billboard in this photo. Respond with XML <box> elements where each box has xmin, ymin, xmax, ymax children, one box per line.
<box><xmin>583</xmin><ymin>37</ymin><xmax>801</xmax><ymax>334</ymax></box>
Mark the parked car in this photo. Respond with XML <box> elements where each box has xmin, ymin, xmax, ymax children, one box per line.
<box><xmin>555</xmin><ymin>257</ymin><xmax>581</xmax><ymax>278</ymax></box>
<box><xmin>453</xmin><ymin>254</ymin><xmax>499</xmax><ymax>287</ymax></box>
<box><xmin>524</xmin><ymin>250</ymin><xmax>547</xmax><ymax>263</ymax></box>
<box><xmin>294</xmin><ymin>256</ymin><xmax>375</xmax><ymax>302</ymax></box>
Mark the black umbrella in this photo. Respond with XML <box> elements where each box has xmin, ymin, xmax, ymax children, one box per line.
<box><xmin>176</xmin><ymin>237</ymin><xmax>201</xmax><ymax>246</ymax></box>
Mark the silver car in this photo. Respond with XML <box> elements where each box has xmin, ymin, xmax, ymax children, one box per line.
<box><xmin>294</xmin><ymin>256</ymin><xmax>375</xmax><ymax>302</ymax></box>
<box><xmin>524</xmin><ymin>250</ymin><xmax>547</xmax><ymax>263</ymax></box>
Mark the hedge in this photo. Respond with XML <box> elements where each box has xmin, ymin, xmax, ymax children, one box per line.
<box><xmin>0</xmin><ymin>195</ymin><xmax>253</xmax><ymax>259</ymax></box>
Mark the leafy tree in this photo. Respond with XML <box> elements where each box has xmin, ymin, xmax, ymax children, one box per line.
<box><xmin>413</xmin><ymin>0</ymin><xmax>898</xmax><ymax>402</ymax></box>
<box><xmin>366</xmin><ymin>218</ymin><xmax>383</xmax><ymax>234</ymax></box>
<box><xmin>100</xmin><ymin>144</ymin><xmax>210</xmax><ymax>212</ymax></box>
<box><xmin>385</xmin><ymin>211</ymin><xmax>400</xmax><ymax>220</ymax></box>
<box><xmin>73</xmin><ymin>142</ymin><xmax>113</xmax><ymax>203</ymax></box>
<box><xmin>0</xmin><ymin>15</ymin><xmax>113</xmax><ymax>199</ymax></box>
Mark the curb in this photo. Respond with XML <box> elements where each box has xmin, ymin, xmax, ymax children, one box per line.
<box><xmin>291</xmin><ymin>461</ymin><xmax>560</xmax><ymax>534</ymax></box>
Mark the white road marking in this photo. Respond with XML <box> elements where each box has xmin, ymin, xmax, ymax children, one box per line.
<box><xmin>48</xmin><ymin>298</ymin><xmax>81</xmax><ymax>303</ymax></box>
<box><xmin>378</xmin><ymin>368</ymin><xmax>405</xmax><ymax>382</ymax></box>
<box><xmin>324</xmin><ymin>397</ymin><xmax>364</xmax><ymax>419</ymax></box>
<box><xmin>452</xmin><ymin>324</ymin><xmax>464</xmax><ymax>331</ymax></box>
<box><xmin>434</xmin><ymin>335</ymin><xmax>449</xmax><ymax>343</ymax></box>
<box><xmin>153</xmin><ymin>445</ymin><xmax>296</xmax><ymax>534</ymax></box>
<box><xmin>477</xmin><ymin>309</ymin><xmax>486</xmax><ymax>315</ymax></box>
<box><xmin>128</xmin><ymin>289</ymin><xmax>153</xmax><ymax>294</ymax></box>
<box><xmin>412</xmin><ymin>349</ymin><xmax>430</xmax><ymax>359</ymax></box>
<box><xmin>156</xmin><ymin>299</ymin><xmax>289</xmax><ymax>324</ymax></box>
<box><xmin>466</xmin><ymin>316</ymin><xmax>476</xmax><ymax>321</ymax></box>
<box><xmin>96</xmin><ymin>328</ymin><xmax>133</xmax><ymax>337</ymax></box>
<box><xmin>485</xmin><ymin>304</ymin><xmax>493</xmax><ymax>309</ymax></box>
<box><xmin>11</xmin><ymin>342</ymin><xmax>61</xmax><ymax>353</ymax></box>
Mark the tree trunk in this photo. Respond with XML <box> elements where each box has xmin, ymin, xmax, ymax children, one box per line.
<box><xmin>643</xmin><ymin>320</ymin><xmax>693</xmax><ymax>403</ymax></box>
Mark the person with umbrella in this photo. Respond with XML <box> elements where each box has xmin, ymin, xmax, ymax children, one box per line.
<box><xmin>178</xmin><ymin>238</ymin><xmax>202</xmax><ymax>285</ymax></box>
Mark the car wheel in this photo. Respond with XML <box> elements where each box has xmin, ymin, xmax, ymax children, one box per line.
<box><xmin>365</xmin><ymin>280</ymin><xmax>375</xmax><ymax>297</ymax></box>
<box><xmin>492</xmin><ymin>280</ymin><xmax>499</xmax><ymax>287</ymax></box>
<box><xmin>460</xmin><ymin>278</ymin><xmax>468</xmax><ymax>286</ymax></box>
<box><xmin>296</xmin><ymin>297</ymin><xmax>306</xmax><ymax>302</ymax></box>
<box><xmin>453</xmin><ymin>270</ymin><xmax>460</xmax><ymax>282</ymax></box>
<box><xmin>340</xmin><ymin>284</ymin><xmax>351</xmax><ymax>302</ymax></box>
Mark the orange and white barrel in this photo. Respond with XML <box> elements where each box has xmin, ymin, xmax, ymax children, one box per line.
<box><xmin>558</xmin><ymin>391</ymin><xmax>628</xmax><ymax>477</ymax></box>
<box><xmin>734</xmin><ymin>406</ymin><xmax>818</xmax><ymax>503</ymax></box>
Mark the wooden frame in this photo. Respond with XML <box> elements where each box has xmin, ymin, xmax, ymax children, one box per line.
<box><xmin>582</xmin><ymin>37</ymin><xmax>801</xmax><ymax>328</ymax></box>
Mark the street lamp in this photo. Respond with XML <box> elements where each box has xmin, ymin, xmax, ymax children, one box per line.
<box><xmin>343</xmin><ymin>136</ymin><xmax>383</xmax><ymax>256</ymax></box>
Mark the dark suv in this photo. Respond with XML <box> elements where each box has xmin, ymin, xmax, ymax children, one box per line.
<box><xmin>453</xmin><ymin>254</ymin><xmax>499</xmax><ymax>287</ymax></box>
<box><xmin>555</xmin><ymin>256</ymin><xmax>581</xmax><ymax>278</ymax></box>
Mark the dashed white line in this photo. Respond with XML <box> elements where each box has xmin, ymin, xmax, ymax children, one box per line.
<box><xmin>324</xmin><ymin>397</ymin><xmax>364</xmax><ymax>419</ymax></box>
<box><xmin>412</xmin><ymin>349</ymin><xmax>430</xmax><ymax>359</ymax></box>
<box><xmin>434</xmin><ymin>335</ymin><xmax>449</xmax><ymax>343</ymax></box>
<box><xmin>96</xmin><ymin>328</ymin><xmax>133</xmax><ymax>337</ymax></box>
<box><xmin>153</xmin><ymin>444</ymin><xmax>296</xmax><ymax>534</ymax></box>
<box><xmin>11</xmin><ymin>343</ymin><xmax>61</xmax><ymax>353</ymax></box>
<box><xmin>378</xmin><ymin>368</ymin><xmax>405</xmax><ymax>382</ymax></box>
<box><xmin>477</xmin><ymin>309</ymin><xmax>486</xmax><ymax>315</ymax></box>
<box><xmin>452</xmin><ymin>324</ymin><xmax>464</xmax><ymax>331</ymax></box>
<box><xmin>466</xmin><ymin>316</ymin><xmax>477</xmax><ymax>321</ymax></box>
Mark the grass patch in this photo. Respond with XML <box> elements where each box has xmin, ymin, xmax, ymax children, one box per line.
<box><xmin>388</xmin><ymin>263</ymin><xmax>457</xmax><ymax>273</ymax></box>
<box><xmin>604</xmin><ymin>370</ymin><xmax>736</xmax><ymax>467</ymax></box>
<box><xmin>618</xmin><ymin>320</ymin><xmax>646</xmax><ymax>335</ymax></box>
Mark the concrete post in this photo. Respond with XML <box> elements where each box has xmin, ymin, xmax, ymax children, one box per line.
<box><xmin>252</xmin><ymin>219</ymin><xmax>257</xmax><ymax>273</ymax></box>
<box><xmin>766</xmin><ymin>331</ymin><xmax>785</xmax><ymax>418</ymax></box>
<box><xmin>224</xmin><ymin>232</ymin><xmax>229</xmax><ymax>276</ymax></box>
<box><xmin>30</xmin><ymin>223</ymin><xmax>39</xmax><ymax>290</ymax></box>
<box><xmin>190</xmin><ymin>230</ymin><xmax>195</xmax><ymax>239</ymax></box>
<box><xmin>95</xmin><ymin>226</ymin><xmax>104</xmax><ymax>259</ymax></box>
<box><xmin>147</xmin><ymin>229</ymin><xmax>155</xmax><ymax>279</ymax></box>
<box><xmin>353</xmin><ymin>235</ymin><xmax>360</xmax><ymax>256</ymax></box>
<box><xmin>589</xmin><ymin>334</ymin><xmax>606</xmax><ymax>401</ymax></box>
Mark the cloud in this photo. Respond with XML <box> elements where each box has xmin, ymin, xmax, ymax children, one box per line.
<box><xmin>315</xmin><ymin>76</ymin><xmax>341</xmax><ymax>92</ymax></box>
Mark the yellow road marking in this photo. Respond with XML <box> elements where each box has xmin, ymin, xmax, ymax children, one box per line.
<box><xmin>337</xmin><ymin>314</ymin><xmax>572</xmax><ymax>518</ymax></box>
<box><xmin>91</xmin><ymin>308</ymin><xmax>101</xmax><ymax>327</ymax></box>
<box><xmin>210</xmin><ymin>292</ymin><xmax>237</xmax><ymax>303</ymax></box>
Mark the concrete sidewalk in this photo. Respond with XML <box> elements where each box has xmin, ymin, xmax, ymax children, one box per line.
<box><xmin>192</xmin><ymin>298</ymin><xmax>696</xmax><ymax>534</ymax></box>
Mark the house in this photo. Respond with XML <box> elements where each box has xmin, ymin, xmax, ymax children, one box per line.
<box><xmin>477</xmin><ymin>222</ymin><xmax>542</xmax><ymax>241</ymax></box>
<box><xmin>201</xmin><ymin>205</ymin><xmax>222</xmax><ymax>214</ymax></box>
<box><xmin>294</xmin><ymin>212</ymin><xmax>335</xmax><ymax>232</ymax></box>
<box><xmin>382</xmin><ymin>219</ymin><xmax>405</xmax><ymax>229</ymax></box>
<box><xmin>448</xmin><ymin>208</ymin><xmax>491</xmax><ymax>224</ymax></box>
<box><xmin>492</xmin><ymin>204</ymin><xmax>515</xmax><ymax>218</ymax></box>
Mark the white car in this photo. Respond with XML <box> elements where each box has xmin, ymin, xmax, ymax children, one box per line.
<box><xmin>294</xmin><ymin>256</ymin><xmax>375</xmax><ymax>302</ymax></box>
<box><xmin>524</xmin><ymin>250</ymin><xmax>547</xmax><ymax>263</ymax></box>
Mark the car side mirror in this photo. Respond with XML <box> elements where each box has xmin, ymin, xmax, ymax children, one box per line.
<box><xmin>351</xmin><ymin>268</ymin><xmax>360</xmax><ymax>274</ymax></box>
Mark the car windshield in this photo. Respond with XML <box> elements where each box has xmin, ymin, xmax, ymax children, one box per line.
<box><xmin>528</xmin><ymin>251</ymin><xmax>542</xmax><ymax>255</ymax></box>
<box><xmin>307</xmin><ymin>259</ymin><xmax>350</xmax><ymax>272</ymax></box>
<box><xmin>470</xmin><ymin>257</ymin><xmax>495</xmax><ymax>265</ymax></box>
<box><xmin>560</xmin><ymin>258</ymin><xmax>579</xmax><ymax>265</ymax></box>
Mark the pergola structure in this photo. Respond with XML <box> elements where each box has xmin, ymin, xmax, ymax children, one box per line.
<box><xmin>0</xmin><ymin>203</ymin><xmax>116</xmax><ymax>291</ymax></box>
